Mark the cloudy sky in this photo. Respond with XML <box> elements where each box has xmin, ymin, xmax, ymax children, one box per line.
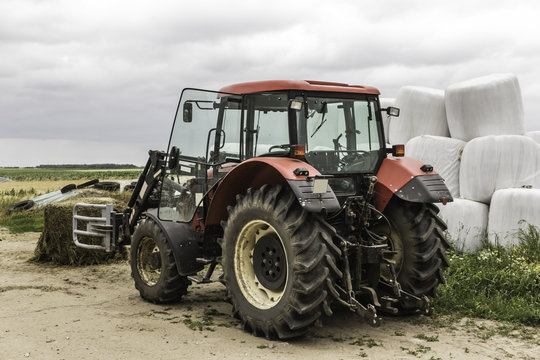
<box><xmin>1</xmin><ymin>0</ymin><xmax>540</xmax><ymax>167</ymax></box>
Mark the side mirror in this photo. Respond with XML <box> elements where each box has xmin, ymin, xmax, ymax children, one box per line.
<box><xmin>168</xmin><ymin>146</ymin><xmax>180</xmax><ymax>169</ymax></box>
<box><xmin>183</xmin><ymin>102</ymin><xmax>193</xmax><ymax>123</ymax></box>
<box><xmin>386</xmin><ymin>106</ymin><xmax>400</xmax><ymax>117</ymax></box>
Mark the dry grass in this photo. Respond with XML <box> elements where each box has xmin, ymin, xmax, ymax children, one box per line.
<box><xmin>0</xmin><ymin>180</ymin><xmax>84</xmax><ymax>195</ymax></box>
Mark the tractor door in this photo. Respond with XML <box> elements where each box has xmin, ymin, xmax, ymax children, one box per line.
<box><xmin>158</xmin><ymin>89</ymin><xmax>241</xmax><ymax>223</ymax></box>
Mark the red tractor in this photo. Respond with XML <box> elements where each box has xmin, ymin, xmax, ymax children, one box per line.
<box><xmin>74</xmin><ymin>80</ymin><xmax>451</xmax><ymax>339</ymax></box>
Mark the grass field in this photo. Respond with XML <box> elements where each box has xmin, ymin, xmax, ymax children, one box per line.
<box><xmin>0</xmin><ymin>168</ymin><xmax>539</xmax><ymax>328</ymax></box>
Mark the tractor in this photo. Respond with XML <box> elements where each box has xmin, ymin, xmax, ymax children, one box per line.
<box><xmin>73</xmin><ymin>80</ymin><xmax>452</xmax><ymax>339</ymax></box>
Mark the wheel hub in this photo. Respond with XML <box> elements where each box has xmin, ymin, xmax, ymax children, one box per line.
<box><xmin>151</xmin><ymin>251</ymin><xmax>162</xmax><ymax>269</ymax></box>
<box><xmin>137</xmin><ymin>236</ymin><xmax>162</xmax><ymax>286</ymax></box>
<box><xmin>253</xmin><ymin>234</ymin><xmax>287</xmax><ymax>290</ymax></box>
<box><xmin>234</xmin><ymin>220</ymin><xmax>289</xmax><ymax>309</ymax></box>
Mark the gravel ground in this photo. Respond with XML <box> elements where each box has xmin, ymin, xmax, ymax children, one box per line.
<box><xmin>0</xmin><ymin>228</ymin><xmax>538</xmax><ymax>360</ymax></box>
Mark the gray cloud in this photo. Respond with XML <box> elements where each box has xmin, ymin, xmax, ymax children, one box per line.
<box><xmin>1</xmin><ymin>0</ymin><xmax>540</xmax><ymax>166</ymax></box>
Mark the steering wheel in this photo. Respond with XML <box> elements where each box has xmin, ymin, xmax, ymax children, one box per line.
<box><xmin>339</xmin><ymin>151</ymin><xmax>369</xmax><ymax>171</ymax></box>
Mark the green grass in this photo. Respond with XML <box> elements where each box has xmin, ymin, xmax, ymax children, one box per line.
<box><xmin>0</xmin><ymin>211</ymin><xmax>44</xmax><ymax>233</ymax></box>
<box><xmin>434</xmin><ymin>224</ymin><xmax>540</xmax><ymax>326</ymax></box>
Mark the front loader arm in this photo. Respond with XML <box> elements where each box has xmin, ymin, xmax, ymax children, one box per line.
<box><xmin>73</xmin><ymin>150</ymin><xmax>168</xmax><ymax>252</ymax></box>
<box><xmin>119</xmin><ymin>150</ymin><xmax>167</xmax><ymax>244</ymax></box>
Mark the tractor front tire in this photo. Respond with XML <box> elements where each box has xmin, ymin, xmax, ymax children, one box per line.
<box><xmin>381</xmin><ymin>199</ymin><xmax>450</xmax><ymax>310</ymax></box>
<box><xmin>222</xmin><ymin>185</ymin><xmax>342</xmax><ymax>339</ymax></box>
<box><xmin>131</xmin><ymin>219</ymin><xmax>190</xmax><ymax>304</ymax></box>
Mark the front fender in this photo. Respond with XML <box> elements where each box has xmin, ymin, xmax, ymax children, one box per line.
<box><xmin>205</xmin><ymin>157</ymin><xmax>340</xmax><ymax>225</ymax></box>
<box><xmin>375</xmin><ymin>157</ymin><xmax>453</xmax><ymax>211</ymax></box>
<box><xmin>145</xmin><ymin>209</ymin><xmax>204</xmax><ymax>276</ymax></box>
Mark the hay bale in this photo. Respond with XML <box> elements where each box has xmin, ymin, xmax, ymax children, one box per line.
<box><xmin>445</xmin><ymin>73</ymin><xmax>525</xmax><ymax>141</ymax></box>
<box><xmin>459</xmin><ymin>135</ymin><xmax>540</xmax><ymax>203</ymax></box>
<box><xmin>32</xmin><ymin>194</ymin><xmax>128</xmax><ymax>266</ymax></box>
<box><xmin>388</xmin><ymin>86</ymin><xmax>449</xmax><ymax>145</ymax></box>
<box><xmin>436</xmin><ymin>199</ymin><xmax>489</xmax><ymax>252</ymax></box>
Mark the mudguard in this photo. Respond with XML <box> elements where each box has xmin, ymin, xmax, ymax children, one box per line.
<box><xmin>205</xmin><ymin>157</ymin><xmax>340</xmax><ymax>225</ymax></box>
<box><xmin>145</xmin><ymin>209</ymin><xmax>204</xmax><ymax>276</ymax></box>
<box><xmin>375</xmin><ymin>157</ymin><xmax>453</xmax><ymax>212</ymax></box>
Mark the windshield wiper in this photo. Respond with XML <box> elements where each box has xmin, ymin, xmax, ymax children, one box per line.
<box><xmin>310</xmin><ymin>112</ymin><xmax>327</xmax><ymax>138</ymax></box>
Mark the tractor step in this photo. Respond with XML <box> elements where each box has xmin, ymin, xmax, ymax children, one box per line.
<box><xmin>187</xmin><ymin>275</ymin><xmax>213</xmax><ymax>284</ymax></box>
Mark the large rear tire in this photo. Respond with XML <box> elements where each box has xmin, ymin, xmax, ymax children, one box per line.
<box><xmin>379</xmin><ymin>199</ymin><xmax>450</xmax><ymax>309</ymax></box>
<box><xmin>131</xmin><ymin>219</ymin><xmax>190</xmax><ymax>303</ymax></box>
<box><xmin>222</xmin><ymin>184</ymin><xmax>342</xmax><ymax>339</ymax></box>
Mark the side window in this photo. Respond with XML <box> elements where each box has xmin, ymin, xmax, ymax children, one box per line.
<box><xmin>244</xmin><ymin>93</ymin><xmax>289</xmax><ymax>157</ymax></box>
<box><xmin>159</xmin><ymin>89</ymin><xmax>225</xmax><ymax>222</ymax></box>
<box><xmin>354</xmin><ymin>101</ymin><xmax>380</xmax><ymax>151</ymax></box>
<box><xmin>221</xmin><ymin>105</ymin><xmax>242</xmax><ymax>160</ymax></box>
<box><xmin>309</xmin><ymin>102</ymin><xmax>346</xmax><ymax>151</ymax></box>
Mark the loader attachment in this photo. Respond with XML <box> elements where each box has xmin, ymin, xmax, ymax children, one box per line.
<box><xmin>73</xmin><ymin>203</ymin><xmax>122</xmax><ymax>252</ymax></box>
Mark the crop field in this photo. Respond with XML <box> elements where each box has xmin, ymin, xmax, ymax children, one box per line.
<box><xmin>0</xmin><ymin>168</ymin><xmax>141</xmax><ymax>182</ymax></box>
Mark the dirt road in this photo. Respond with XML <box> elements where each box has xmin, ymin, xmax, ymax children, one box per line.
<box><xmin>1</xmin><ymin>228</ymin><xmax>538</xmax><ymax>360</ymax></box>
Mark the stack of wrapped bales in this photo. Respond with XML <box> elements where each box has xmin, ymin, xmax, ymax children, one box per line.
<box><xmin>388</xmin><ymin>86</ymin><xmax>449</xmax><ymax>145</ymax></box>
<box><xmin>401</xmin><ymin>73</ymin><xmax>539</xmax><ymax>251</ymax></box>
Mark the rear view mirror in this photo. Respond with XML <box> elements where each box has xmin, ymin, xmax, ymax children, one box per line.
<box><xmin>183</xmin><ymin>102</ymin><xmax>193</xmax><ymax>123</ymax></box>
<box><xmin>386</xmin><ymin>106</ymin><xmax>400</xmax><ymax>117</ymax></box>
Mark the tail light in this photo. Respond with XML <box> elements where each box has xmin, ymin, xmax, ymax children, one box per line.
<box><xmin>291</xmin><ymin>144</ymin><xmax>305</xmax><ymax>159</ymax></box>
<box><xmin>386</xmin><ymin>144</ymin><xmax>405</xmax><ymax>157</ymax></box>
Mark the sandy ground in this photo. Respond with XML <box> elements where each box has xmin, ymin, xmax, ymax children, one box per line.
<box><xmin>0</xmin><ymin>228</ymin><xmax>538</xmax><ymax>360</ymax></box>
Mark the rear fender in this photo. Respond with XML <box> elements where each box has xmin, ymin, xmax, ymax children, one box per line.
<box><xmin>145</xmin><ymin>210</ymin><xmax>204</xmax><ymax>276</ymax></box>
<box><xmin>205</xmin><ymin>157</ymin><xmax>340</xmax><ymax>225</ymax></box>
<box><xmin>375</xmin><ymin>157</ymin><xmax>453</xmax><ymax>212</ymax></box>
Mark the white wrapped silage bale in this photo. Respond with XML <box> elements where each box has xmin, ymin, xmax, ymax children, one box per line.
<box><xmin>405</xmin><ymin>135</ymin><xmax>466</xmax><ymax>198</ymax></box>
<box><xmin>526</xmin><ymin>131</ymin><xmax>540</xmax><ymax>145</ymax></box>
<box><xmin>436</xmin><ymin>199</ymin><xmax>489</xmax><ymax>252</ymax></box>
<box><xmin>379</xmin><ymin>97</ymin><xmax>395</xmax><ymax>144</ymax></box>
<box><xmin>459</xmin><ymin>135</ymin><xmax>540</xmax><ymax>204</ymax></box>
<box><xmin>488</xmin><ymin>188</ymin><xmax>540</xmax><ymax>247</ymax></box>
<box><xmin>445</xmin><ymin>73</ymin><xmax>525</xmax><ymax>141</ymax></box>
<box><xmin>388</xmin><ymin>86</ymin><xmax>449</xmax><ymax>145</ymax></box>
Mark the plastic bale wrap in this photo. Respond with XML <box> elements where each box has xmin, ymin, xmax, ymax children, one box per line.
<box><xmin>488</xmin><ymin>188</ymin><xmax>540</xmax><ymax>247</ymax></box>
<box><xmin>526</xmin><ymin>131</ymin><xmax>540</xmax><ymax>145</ymax></box>
<box><xmin>436</xmin><ymin>199</ymin><xmax>489</xmax><ymax>252</ymax></box>
<box><xmin>405</xmin><ymin>135</ymin><xmax>465</xmax><ymax>198</ymax></box>
<box><xmin>459</xmin><ymin>135</ymin><xmax>540</xmax><ymax>204</ymax></box>
<box><xmin>388</xmin><ymin>86</ymin><xmax>449</xmax><ymax>145</ymax></box>
<box><xmin>379</xmin><ymin>97</ymin><xmax>395</xmax><ymax>144</ymax></box>
<box><xmin>445</xmin><ymin>73</ymin><xmax>525</xmax><ymax>141</ymax></box>
<box><xmin>33</xmin><ymin>196</ymin><xmax>128</xmax><ymax>265</ymax></box>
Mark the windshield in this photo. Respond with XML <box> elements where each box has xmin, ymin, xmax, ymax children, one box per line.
<box><xmin>296</xmin><ymin>96</ymin><xmax>383</xmax><ymax>174</ymax></box>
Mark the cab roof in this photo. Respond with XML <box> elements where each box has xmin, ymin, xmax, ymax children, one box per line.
<box><xmin>219</xmin><ymin>80</ymin><xmax>380</xmax><ymax>95</ymax></box>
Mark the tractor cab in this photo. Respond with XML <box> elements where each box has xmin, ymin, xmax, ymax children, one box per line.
<box><xmin>160</xmin><ymin>80</ymin><xmax>400</xmax><ymax>223</ymax></box>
